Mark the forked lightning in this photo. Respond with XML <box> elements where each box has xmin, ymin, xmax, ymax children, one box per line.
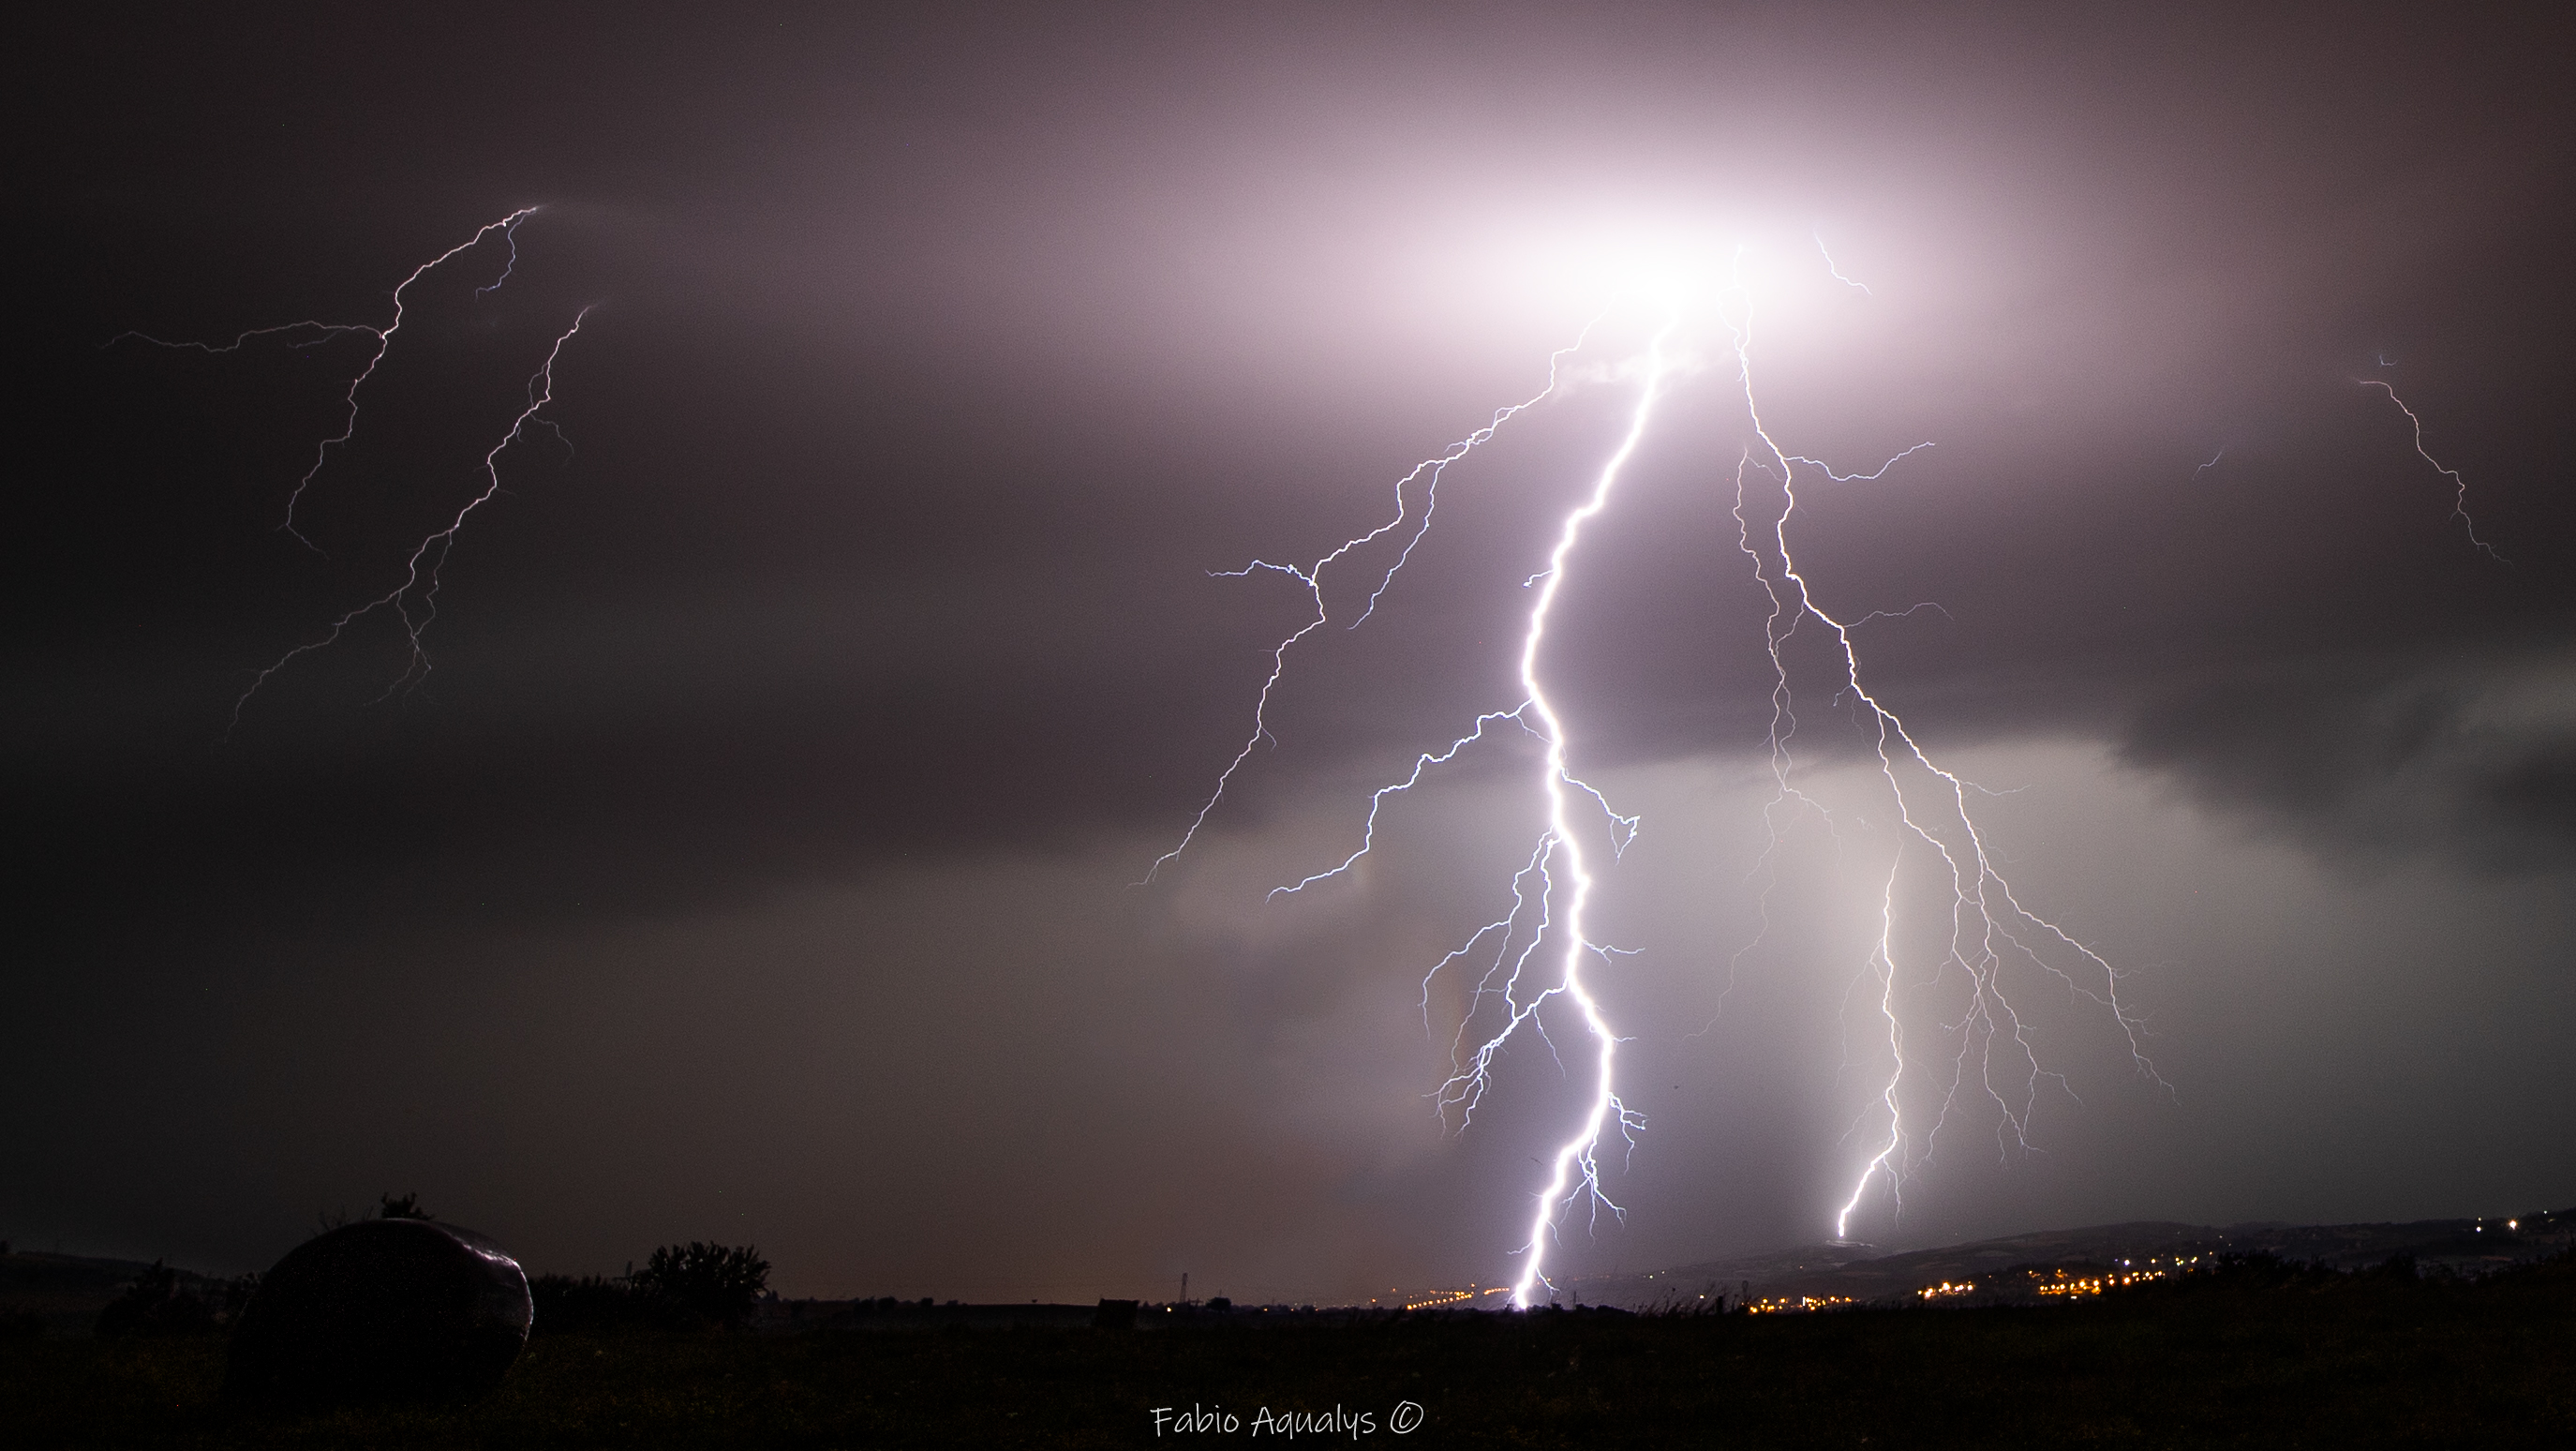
<box><xmin>1154</xmin><ymin>238</ymin><xmax>2161</xmax><ymax>1303</ymax></box>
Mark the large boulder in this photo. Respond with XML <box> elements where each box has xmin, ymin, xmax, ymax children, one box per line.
<box><xmin>226</xmin><ymin>1219</ymin><xmax>531</xmax><ymax>1405</ymax></box>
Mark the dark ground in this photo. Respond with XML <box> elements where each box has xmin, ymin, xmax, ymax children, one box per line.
<box><xmin>5</xmin><ymin>1257</ymin><xmax>2571</xmax><ymax>1448</ymax></box>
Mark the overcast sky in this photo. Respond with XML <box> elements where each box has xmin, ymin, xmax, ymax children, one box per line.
<box><xmin>7</xmin><ymin>5</ymin><xmax>2572</xmax><ymax>1303</ymax></box>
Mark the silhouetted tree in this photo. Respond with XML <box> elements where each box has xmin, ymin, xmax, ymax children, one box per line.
<box><xmin>375</xmin><ymin>1192</ymin><xmax>432</xmax><ymax>1220</ymax></box>
<box><xmin>633</xmin><ymin>1242</ymin><xmax>770</xmax><ymax>1329</ymax></box>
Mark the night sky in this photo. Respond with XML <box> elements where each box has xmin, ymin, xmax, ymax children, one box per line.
<box><xmin>8</xmin><ymin>6</ymin><xmax>2572</xmax><ymax>1305</ymax></box>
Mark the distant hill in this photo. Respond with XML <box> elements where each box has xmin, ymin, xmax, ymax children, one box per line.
<box><xmin>1563</xmin><ymin>1207</ymin><xmax>2576</xmax><ymax>1310</ymax></box>
<box><xmin>0</xmin><ymin>1249</ymin><xmax>235</xmax><ymax>1337</ymax></box>
<box><xmin>14</xmin><ymin>1208</ymin><xmax>2572</xmax><ymax>1329</ymax></box>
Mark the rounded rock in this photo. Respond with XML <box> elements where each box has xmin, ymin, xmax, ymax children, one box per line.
<box><xmin>226</xmin><ymin>1219</ymin><xmax>531</xmax><ymax>1404</ymax></box>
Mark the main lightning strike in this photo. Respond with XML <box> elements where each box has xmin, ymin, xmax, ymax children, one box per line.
<box><xmin>1159</xmin><ymin>313</ymin><xmax>1677</xmax><ymax>1306</ymax></box>
<box><xmin>1154</xmin><ymin>238</ymin><xmax>2167</xmax><ymax>1301</ymax></box>
<box><xmin>1497</xmin><ymin>316</ymin><xmax>1677</xmax><ymax>1305</ymax></box>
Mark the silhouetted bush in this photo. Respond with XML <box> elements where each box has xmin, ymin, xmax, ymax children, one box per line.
<box><xmin>2118</xmin><ymin>1249</ymin><xmax>2462</xmax><ymax>1303</ymax></box>
<box><xmin>2364</xmin><ymin>1252</ymin><xmax>2419</xmax><ymax>1283</ymax></box>
<box><xmin>634</xmin><ymin>1242</ymin><xmax>770</xmax><ymax>1330</ymax></box>
<box><xmin>2161</xmin><ymin>1252</ymin><xmax>2338</xmax><ymax>1292</ymax></box>
<box><xmin>94</xmin><ymin>1262</ymin><xmax>219</xmax><ymax>1338</ymax></box>
<box><xmin>305</xmin><ymin>1190</ymin><xmax>436</xmax><ymax>1237</ymax></box>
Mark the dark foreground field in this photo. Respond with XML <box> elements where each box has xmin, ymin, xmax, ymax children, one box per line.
<box><xmin>6</xmin><ymin>1258</ymin><xmax>2571</xmax><ymax>1448</ymax></box>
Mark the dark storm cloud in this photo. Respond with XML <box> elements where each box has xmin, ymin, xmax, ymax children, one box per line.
<box><xmin>12</xmin><ymin>7</ymin><xmax>2563</xmax><ymax>913</ymax></box>
<box><xmin>7</xmin><ymin>5</ymin><xmax>2573</xmax><ymax>1286</ymax></box>
<box><xmin>2122</xmin><ymin>651</ymin><xmax>2576</xmax><ymax>875</ymax></box>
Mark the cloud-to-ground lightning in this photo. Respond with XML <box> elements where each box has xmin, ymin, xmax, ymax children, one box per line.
<box><xmin>1152</xmin><ymin>240</ymin><xmax>2166</xmax><ymax>1302</ymax></box>
<box><xmin>1492</xmin><ymin>317</ymin><xmax>1675</xmax><ymax>1303</ymax></box>
<box><xmin>114</xmin><ymin>211</ymin><xmax>588</xmax><ymax>728</ymax></box>
<box><xmin>1718</xmin><ymin>256</ymin><xmax>2163</xmax><ymax>1242</ymax></box>
<box><xmin>2360</xmin><ymin>378</ymin><xmax>2503</xmax><ymax>561</ymax></box>
<box><xmin>1241</xmin><ymin>319</ymin><xmax>1676</xmax><ymax>1304</ymax></box>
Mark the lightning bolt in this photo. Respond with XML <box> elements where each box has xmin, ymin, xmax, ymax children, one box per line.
<box><xmin>1833</xmin><ymin>863</ymin><xmax>1908</xmax><ymax>1238</ymax></box>
<box><xmin>1149</xmin><ymin>309</ymin><xmax>1672</xmax><ymax>1305</ymax></box>
<box><xmin>1496</xmin><ymin>315</ymin><xmax>1675</xmax><ymax>1304</ymax></box>
<box><xmin>1718</xmin><ymin>250</ymin><xmax>2163</xmax><ymax>1243</ymax></box>
<box><xmin>112</xmin><ymin>208</ymin><xmax>540</xmax><ymax>552</ymax></box>
<box><xmin>1153</xmin><ymin>239</ymin><xmax>2166</xmax><ymax>1302</ymax></box>
<box><xmin>114</xmin><ymin>211</ymin><xmax>588</xmax><ymax>731</ymax></box>
<box><xmin>1169</xmin><ymin>313</ymin><xmax>1676</xmax><ymax>1306</ymax></box>
<box><xmin>1139</xmin><ymin>325</ymin><xmax>1596</xmax><ymax>884</ymax></box>
<box><xmin>230</xmin><ymin>307</ymin><xmax>589</xmax><ymax>731</ymax></box>
<box><xmin>1814</xmin><ymin>231</ymin><xmax>1872</xmax><ymax>295</ymax></box>
<box><xmin>2360</xmin><ymin>379</ymin><xmax>2502</xmax><ymax>561</ymax></box>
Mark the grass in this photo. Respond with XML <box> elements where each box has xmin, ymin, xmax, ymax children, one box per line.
<box><xmin>5</xmin><ymin>1257</ymin><xmax>2570</xmax><ymax>1447</ymax></box>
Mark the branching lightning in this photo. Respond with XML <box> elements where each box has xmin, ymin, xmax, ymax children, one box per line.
<box><xmin>1139</xmin><ymin>328</ymin><xmax>1596</xmax><ymax>884</ymax></box>
<box><xmin>2360</xmin><ymin>379</ymin><xmax>2502</xmax><ymax>561</ymax></box>
<box><xmin>1151</xmin><ymin>238</ymin><xmax>2165</xmax><ymax>1303</ymax></box>
<box><xmin>115</xmin><ymin>210</ymin><xmax>588</xmax><ymax>729</ymax></box>
<box><xmin>230</xmin><ymin>307</ymin><xmax>589</xmax><ymax>730</ymax></box>
<box><xmin>1719</xmin><ymin>254</ymin><xmax>2164</xmax><ymax>1243</ymax></box>
<box><xmin>1491</xmin><ymin>316</ymin><xmax>1675</xmax><ymax>1302</ymax></box>
<box><xmin>116</xmin><ymin>208</ymin><xmax>539</xmax><ymax>553</ymax></box>
<box><xmin>1288</xmin><ymin>319</ymin><xmax>1681</xmax><ymax>1305</ymax></box>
